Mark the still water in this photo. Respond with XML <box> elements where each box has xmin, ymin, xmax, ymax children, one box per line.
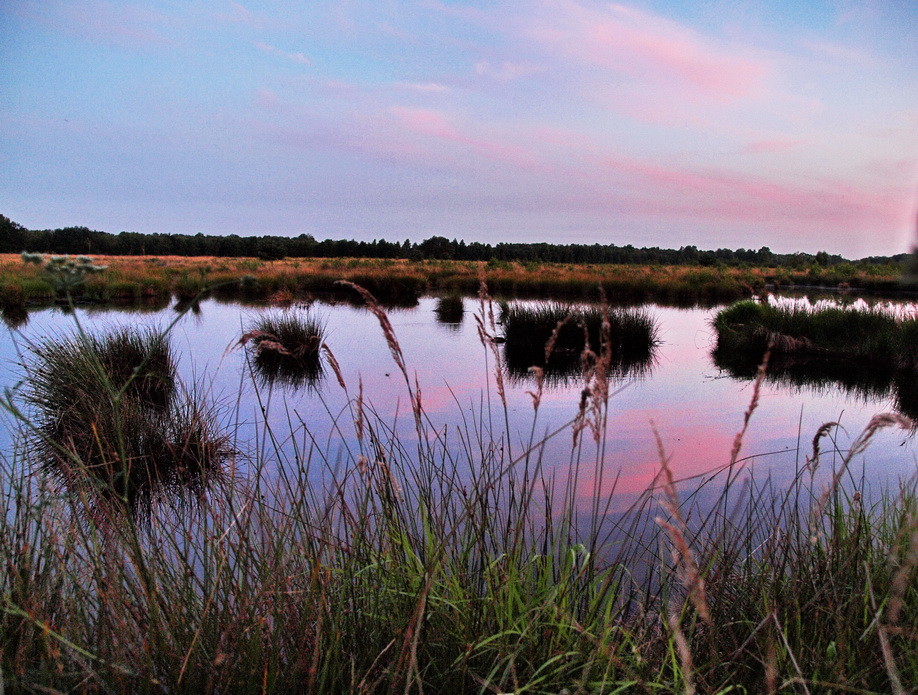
<box><xmin>1</xmin><ymin>295</ymin><xmax>915</xmax><ymax>513</ymax></box>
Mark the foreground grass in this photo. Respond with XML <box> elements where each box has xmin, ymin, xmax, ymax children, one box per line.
<box><xmin>1</xmin><ymin>253</ymin><xmax>910</xmax><ymax>311</ymax></box>
<box><xmin>1</xmin><ymin>291</ymin><xmax>916</xmax><ymax>694</ymax></box>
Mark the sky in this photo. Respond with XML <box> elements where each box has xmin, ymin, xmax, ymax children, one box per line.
<box><xmin>1</xmin><ymin>0</ymin><xmax>916</xmax><ymax>257</ymax></box>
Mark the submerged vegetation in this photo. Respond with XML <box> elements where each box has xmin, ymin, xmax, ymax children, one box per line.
<box><xmin>24</xmin><ymin>328</ymin><xmax>231</xmax><ymax>516</ymax></box>
<box><xmin>242</xmin><ymin>311</ymin><xmax>325</xmax><ymax>387</ymax></box>
<box><xmin>500</xmin><ymin>301</ymin><xmax>659</xmax><ymax>383</ymax></box>
<box><xmin>0</xmin><ymin>280</ymin><xmax>916</xmax><ymax>692</ymax></box>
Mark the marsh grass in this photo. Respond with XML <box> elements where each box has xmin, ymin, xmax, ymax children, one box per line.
<box><xmin>0</xmin><ymin>286</ymin><xmax>915</xmax><ymax>693</ymax></box>
<box><xmin>243</xmin><ymin>311</ymin><xmax>325</xmax><ymax>388</ymax></box>
<box><xmin>6</xmin><ymin>253</ymin><xmax>909</xmax><ymax>309</ymax></box>
<box><xmin>24</xmin><ymin>328</ymin><xmax>231</xmax><ymax>516</ymax></box>
<box><xmin>714</xmin><ymin>299</ymin><xmax>918</xmax><ymax>367</ymax></box>
<box><xmin>714</xmin><ymin>299</ymin><xmax>918</xmax><ymax>421</ymax></box>
<box><xmin>501</xmin><ymin>301</ymin><xmax>660</xmax><ymax>383</ymax></box>
<box><xmin>434</xmin><ymin>294</ymin><xmax>464</xmax><ymax>324</ymax></box>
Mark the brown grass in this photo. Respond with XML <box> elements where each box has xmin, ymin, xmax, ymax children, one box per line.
<box><xmin>3</xmin><ymin>253</ymin><xmax>903</xmax><ymax>308</ymax></box>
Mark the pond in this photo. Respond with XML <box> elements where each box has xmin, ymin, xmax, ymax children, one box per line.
<box><xmin>1</xmin><ymin>293</ymin><xmax>915</xmax><ymax>521</ymax></box>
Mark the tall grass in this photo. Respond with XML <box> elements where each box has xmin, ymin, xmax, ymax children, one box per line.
<box><xmin>0</xmin><ymin>288</ymin><xmax>915</xmax><ymax>693</ymax></box>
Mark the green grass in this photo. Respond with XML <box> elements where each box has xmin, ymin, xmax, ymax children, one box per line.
<box><xmin>500</xmin><ymin>301</ymin><xmax>660</xmax><ymax>383</ymax></box>
<box><xmin>713</xmin><ymin>299</ymin><xmax>918</xmax><ymax>367</ymax></box>
<box><xmin>713</xmin><ymin>300</ymin><xmax>918</xmax><ymax>421</ymax></box>
<box><xmin>244</xmin><ymin>311</ymin><xmax>325</xmax><ymax>387</ymax></box>
<box><xmin>24</xmin><ymin>328</ymin><xmax>230</xmax><ymax>516</ymax></box>
<box><xmin>0</xmin><ymin>292</ymin><xmax>915</xmax><ymax>693</ymax></box>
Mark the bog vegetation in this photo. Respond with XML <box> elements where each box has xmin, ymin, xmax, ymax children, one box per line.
<box><xmin>500</xmin><ymin>301</ymin><xmax>659</xmax><ymax>383</ymax></box>
<box><xmin>0</xmin><ymin>270</ymin><xmax>915</xmax><ymax>693</ymax></box>
<box><xmin>1</xmin><ymin>251</ymin><xmax>911</xmax><ymax>323</ymax></box>
<box><xmin>242</xmin><ymin>310</ymin><xmax>326</xmax><ymax>388</ymax></box>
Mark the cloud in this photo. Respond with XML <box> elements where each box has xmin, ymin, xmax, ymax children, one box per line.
<box><xmin>11</xmin><ymin>0</ymin><xmax>177</xmax><ymax>48</ymax></box>
<box><xmin>254</xmin><ymin>41</ymin><xmax>310</xmax><ymax>65</ymax></box>
<box><xmin>387</xmin><ymin>106</ymin><xmax>541</xmax><ymax>168</ymax></box>
<box><xmin>474</xmin><ymin>59</ymin><xmax>542</xmax><ymax>81</ymax></box>
<box><xmin>217</xmin><ymin>1</ymin><xmax>266</xmax><ymax>28</ymax></box>
<box><xmin>393</xmin><ymin>82</ymin><xmax>449</xmax><ymax>93</ymax></box>
<box><xmin>800</xmin><ymin>39</ymin><xmax>876</xmax><ymax>66</ymax></box>
<box><xmin>743</xmin><ymin>138</ymin><xmax>805</xmax><ymax>154</ymax></box>
<box><xmin>525</xmin><ymin>0</ymin><xmax>769</xmax><ymax>101</ymax></box>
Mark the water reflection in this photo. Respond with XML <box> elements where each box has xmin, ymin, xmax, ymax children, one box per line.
<box><xmin>1</xmin><ymin>305</ymin><xmax>28</xmax><ymax>329</ymax></box>
<box><xmin>712</xmin><ymin>347</ymin><xmax>918</xmax><ymax>421</ymax></box>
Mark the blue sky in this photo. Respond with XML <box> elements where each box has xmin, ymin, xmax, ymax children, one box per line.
<box><xmin>1</xmin><ymin>0</ymin><xmax>916</xmax><ymax>256</ymax></box>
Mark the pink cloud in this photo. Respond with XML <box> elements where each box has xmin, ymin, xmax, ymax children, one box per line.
<box><xmin>474</xmin><ymin>59</ymin><xmax>543</xmax><ymax>81</ymax></box>
<box><xmin>743</xmin><ymin>138</ymin><xmax>805</xmax><ymax>154</ymax></box>
<box><xmin>388</xmin><ymin>106</ymin><xmax>540</xmax><ymax>168</ymax></box>
<box><xmin>253</xmin><ymin>88</ymin><xmax>281</xmax><ymax>109</ymax></box>
<box><xmin>13</xmin><ymin>1</ymin><xmax>178</xmax><ymax>47</ymax></box>
<box><xmin>526</xmin><ymin>0</ymin><xmax>768</xmax><ymax>101</ymax></box>
<box><xmin>800</xmin><ymin>39</ymin><xmax>876</xmax><ymax>66</ymax></box>
<box><xmin>389</xmin><ymin>106</ymin><xmax>458</xmax><ymax>139</ymax></box>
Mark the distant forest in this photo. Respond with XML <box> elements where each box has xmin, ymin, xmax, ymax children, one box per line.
<box><xmin>1</xmin><ymin>214</ymin><xmax>907</xmax><ymax>269</ymax></box>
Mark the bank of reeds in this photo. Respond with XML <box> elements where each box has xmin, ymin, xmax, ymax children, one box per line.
<box><xmin>7</xmin><ymin>253</ymin><xmax>909</xmax><ymax>309</ymax></box>
<box><xmin>0</xmin><ymin>290</ymin><xmax>915</xmax><ymax>693</ymax></box>
<box><xmin>242</xmin><ymin>311</ymin><xmax>325</xmax><ymax>387</ymax></box>
<box><xmin>501</xmin><ymin>301</ymin><xmax>659</xmax><ymax>382</ymax></box>
<box><xmin>24</xmin><ymin>328</ymin><xmax>231</xmax><ymax>516</ymax></box>
<box><xmin>714</xmin><ymin>299</ymin><xmax>918</xmax><ymax>368</ymax></box>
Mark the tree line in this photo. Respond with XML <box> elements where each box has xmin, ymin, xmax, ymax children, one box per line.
<box><xmin>0</xmin><ymin>214</ymin><xmax>907</xmax><ymax>269</ymax></box>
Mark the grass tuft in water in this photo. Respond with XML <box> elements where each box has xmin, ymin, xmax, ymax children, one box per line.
<box><xmin>243</xmin><ymin>311</ymin><xmax>325</xmax><ymax>387</ymax></box>
<box><xmin>26</xmin><ymin>328</ymin><xmax>230</xmax><ymax>516</ymax></box>
<box><xmin>500</xmin><ymin>301</ymin><xmax>659</xmax><ymax>382</ymax></box>
<box><xmin>434</xmin><ymin>294</ymin><xmax>464</xmax><ymax>324</ymax></box>
<box><xmin>714</xmin><ymin>299</ymin><xmax>918</xmax><ymax>366</ymax></box>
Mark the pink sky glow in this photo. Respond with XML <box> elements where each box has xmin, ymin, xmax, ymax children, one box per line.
<box><xmin>1</xmin><ymin>0</ymin><xmax>916</xmax><ymax>255</ymax></box>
